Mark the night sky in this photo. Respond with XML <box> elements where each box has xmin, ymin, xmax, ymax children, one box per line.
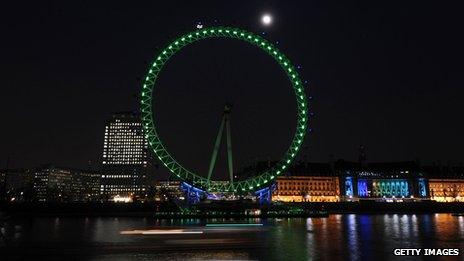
<box><xmin>2</xmin><ymin>1</ymin><xmax>464</xmax><ymax>177</ymax></box>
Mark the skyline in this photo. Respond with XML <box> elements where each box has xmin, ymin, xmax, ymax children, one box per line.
<box><xmin>2</xmin><ymin>1</ymin><xmax>464</xmax><ymax>172</ymax></box>
<box><xmin>1</xmin><ymin>3</ymin><xmax>464</xmax><ymax>259</ymax></box>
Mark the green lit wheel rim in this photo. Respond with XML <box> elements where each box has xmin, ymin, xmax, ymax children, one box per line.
<box><xmin>140</xmin><ymin>26</ymin><xmax>309</xmax><ymax>193</ymax></box>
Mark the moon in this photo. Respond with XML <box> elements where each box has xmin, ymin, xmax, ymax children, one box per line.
<box><xmin>261</xmin><ymin>14</ymin><xmax>272</xmax><ymax>26</ymax></box>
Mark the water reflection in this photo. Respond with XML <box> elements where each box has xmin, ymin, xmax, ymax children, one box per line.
<box><xmin>1</xmin><ymin>214</ymin><xmax>463</xmax><ymax>260</ymax></box>
<box><xmin>305</xmin><ymin>218</ymin><xmax>316</xmax><ymax>260</ymax></box>
<box><xmin>346</xmin><ymin>214</ymin><xmax>360</xmax><ymax>260</ymax></box>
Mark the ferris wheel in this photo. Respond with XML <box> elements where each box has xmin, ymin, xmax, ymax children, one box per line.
<box><xmin>140</xmin><ymin>26</ymin><xmax>309</xmax><ymax>193</ymax></box>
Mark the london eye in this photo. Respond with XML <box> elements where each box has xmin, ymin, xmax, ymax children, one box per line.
<box><xmin>140</xmin><ymin>26</ymin><xmax>309</xmax><ymax>193</ymax></box>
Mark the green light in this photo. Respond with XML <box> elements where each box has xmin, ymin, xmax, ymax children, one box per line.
<box><xmin>140</xmin><ymin>26</ymin><xmax>308</xmax><ymax>193</ymax></box>
<box><xmin>206</xmin><ymin>224</ymin><xmax>263</xmax><ymax>227</ymax></box>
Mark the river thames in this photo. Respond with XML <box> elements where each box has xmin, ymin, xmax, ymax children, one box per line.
<box><xmin>2</xmin><ymin>214</ymin><xmax>463</xmax><ymax>260</ymax></box>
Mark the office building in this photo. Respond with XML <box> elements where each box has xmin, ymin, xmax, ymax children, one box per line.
<box><xmin>70</xmin><ymin>169</ymin><xmax>101</xmax><ymax>201</ymax></box>
<box><xmin>33</xmin><ymin>165</ymin><xmax>72</xmax><ymax>202</ymax></box>
<box><xmin>100</xmin><ymin>112</ymin><xmax>148</xmax><ymax>198</ymax></box>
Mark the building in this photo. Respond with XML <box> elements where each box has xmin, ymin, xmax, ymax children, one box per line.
<box><xmin>153</xmin><ymin>181</ymin><xmax>184</xmax><ymax>201</ymax></box>
<box><xmin>100</xmin><ymin>112</ymin><xmax>149</xmax><ymax>199</ymax></box>
<box><xmin>0</xmin><ymin>171</ymin><xmax>5</xmax><ymax>189</ymax></box>
<box><xmin>1</xmin><ymin>168</ymin><xmax>34</xmax><ymax>202</ymax></box>
<box><xmin>272</xmin><ymin>162</ymin><xmax>340</xmax><ymax>202</ymax></box>
<box><xmin>33</xmin><ymin>165</ymin><xmax>72</xmax><ymax>202</ymax></box>
<box><xmin>273</xmin><ymin>176</ymin><xmax>340</xmax><ymax>202</ymax></box>
<box><xmin>424</xmin><ymin>165</ymin><xmax>464</xmax><ymax>202</ymax></box>
<box><xmin>70</xmin><ymin>169</ymin><xmax>101</xmax><ymax>202</ymax></box>
<box><xmin>3</xmin><ymin>166</ymin><xmax>99</xmax><ymax>202</ymax></box>
<box><xmin>339</xmin><ymin>161</ymin><xmax>428</xmax><ymax>201</ymax></box>
<box><xmin>0</xmin><ymin>170</ymin><xmax>5</xmax><ymax>200</ymax></box>
<box><xmin>271</xmin><ymin>160</ymin><xmax>437</xmax><ymax>203</ymax></box>
<box><xmin>428</xmin><ymin>179</ymin><xmax>464</xmax><ymax>202</ymax></box>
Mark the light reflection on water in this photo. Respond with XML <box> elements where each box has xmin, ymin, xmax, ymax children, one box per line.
<box><xmin>1</xmin><ymin>214</ymin><xmax>463</xmax><ymax>260</ymax></box>
<box><xmin>459</xmin><ymin>216</ymin><xmax>464</xmax><ymax>238</ymax></box>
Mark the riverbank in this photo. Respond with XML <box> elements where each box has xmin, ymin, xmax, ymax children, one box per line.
<box><xmin>1</xmin><ymin>201</ymin><xmax>463</xmax><ymax>217</ymax></box>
